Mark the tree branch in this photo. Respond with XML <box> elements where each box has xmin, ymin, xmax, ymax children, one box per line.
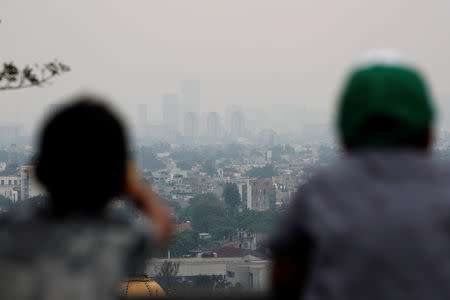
<box><xmin>0</xmin><ymin>61</ymin><xmax>70</xmax><ymax>91</ymax></box>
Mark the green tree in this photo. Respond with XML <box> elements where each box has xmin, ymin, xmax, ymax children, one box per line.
<box><xmin>155</xmin><ymin>261</ymin><xmax>180</xmax><ymax>295</ymax></box>
<box><xmin>168</xmin><ymin>230</ymin><xmax>199</xmax><ymax>257</ymax></box>
<box><xmin>0</xmin><ymin>61</ymin><xmax>70</xmax><ymax>91</ymax></box>
<box><xmin>244</xmin><ymin>164</ymin><xmax>277</xmax><ymax>179</ymax></box>
<box><xmin>222</xmin><ymin>182</ymin><xmax>241</xmax><ymax>214</ymax></box>
<box><xmin>212</xmin><ymin>226</ymin><xmax>234</xmax><ymax>241</ymax></box>
<box><xmin>191</xmin><ymin>275</ymin><xmax>221</xmax><ymax>292</ymax></box>
<box><xmin>234</xmin><ymin>209</ymin><xmax>279</xmax><ymax>233</ymax></box>
<box><xmin>191</xmin><ymin>195</ymin><xmax>228</xmax><ymax>233</ymax></box>
<box><xmin>189</xmin><ymin>193</ymin><xmax>220</xmax><ymax>206</ymax></box>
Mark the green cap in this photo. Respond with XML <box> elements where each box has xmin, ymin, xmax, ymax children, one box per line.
<box><xmin>337</xmin><ymin>64</ymin><xmax>435</xmax><ymax>148</ymax></box>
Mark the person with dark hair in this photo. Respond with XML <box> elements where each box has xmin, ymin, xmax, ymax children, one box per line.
<box><xmin>0</xmin><ymin>96</ymin><xmax>172</xmax><ymax>300</ymax></box>
<box><xmin>270</xmin><ymin>51</ymin><xmax>450</xmax><ymax>300</ymax></box>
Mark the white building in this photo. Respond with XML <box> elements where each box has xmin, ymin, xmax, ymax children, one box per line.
<box><xmin>146</xmin><ymin>255</ymin><xmax>264</xmax><ymax>282</ymax></box>
<box><xmin>226</xmin><ymin>259</ymin><xmax>271</xmax><ymax>291</ymax></box>
<box><xmin>0</xmin><ymin>175</ymin><xmax>20</xmax><ymax>201</ymax></box>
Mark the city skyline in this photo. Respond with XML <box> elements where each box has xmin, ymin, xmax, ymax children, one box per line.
<box><xmin>3</xmin><ymin>1</ymin><xmax>450</xmax><ymax>136</ymax></box>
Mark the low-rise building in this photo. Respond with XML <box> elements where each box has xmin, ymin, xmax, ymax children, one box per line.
<box><xmin>0</xmin><ymin>175</ymin><xmax>20</xmax><ymax>201</ymax></box>
<box><xmin>146</xmin><ymin>255</ymin><xmax>262</xmax><ymax>280</ymax></box>
<box><xmin>226</xmin><ymin>259</ymin><xmax>271</xmax><ymax>291</ymax></box>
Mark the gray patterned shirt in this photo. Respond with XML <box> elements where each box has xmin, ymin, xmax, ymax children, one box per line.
<box><xmin>0</xmin><ymin>209</ymin><xmax>155</xmax><ymax>300</ymax></box>
<box><xmin>271</xmin><ymin>150</ymin><xmax>450</xmax><ymax>300</ymax></box>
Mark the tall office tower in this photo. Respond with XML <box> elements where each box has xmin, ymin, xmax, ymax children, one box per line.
<box><xmin>206</xmin><ymin>112</ymin><xmax>221</xmax><ymax>138</ymax></box>
<box><xmin>162</xmin><ymin>93</ymin><xmax>179</xmax><ymax>130</ymax></box>
<box><xmin>230</xmin><ymin>110</ymin><xmax>245</xmax><ymax>137</ymax></box>
<box><xmin>184</xmin><ymin>112</ymin><xmax>198</xmax><ymax>140</ymax></box>
<box><xmin>180</xmin><ymin>80</ymin><xmax>200</xmax><ymax>115</ymax></box>
<box><xmin>137</xmin><ymin>103</ymin><xmax>148</xmax><ymax>137</ymax></box>
<box><xmin>0</xmin><ymin>124</ymin><xmax>22</xmax><ymax>146</ymax></box>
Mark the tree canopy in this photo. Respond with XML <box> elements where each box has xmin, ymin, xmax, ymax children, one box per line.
<box><xmin>185</xmin><ymin>193</ymin><xmax>229</xmax><ymax>233</ymax></box>
<box><xmin>233</xmin><ymin>209</ymin><xmax>279</xmax><ymax>233</ymax></box>
<box><xmin>192</xmin><ymin>199</ymin><xmax>228</xmax><ymax>233</ymax></box>
<box><xmin>222</xmin><ymin>182</ymin><xmax>241</xmax><ymax>214</ymax></box>
<box><xmin>244</xmin><ymin>164</ymin><xmax>277</xmax><ymax>179</ymax></box>
<box><xmin>169</xmin><ymin>230</ymin><xmax>199</xmax><ymax>257</ymax></box>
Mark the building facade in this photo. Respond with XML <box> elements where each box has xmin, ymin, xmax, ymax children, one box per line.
<box><xmin>206</xmin><ymin>112</ymin><xmax>221</xmax><ymax>138</ymax></box>
<box><xmin>180</xmin><ymin>80</ymin><xmax>200</xmax><ymax>115</ymax></box>
<box><xmin>184</xmin><ymin>112</ymin><xmax>198</xmax><ymax>140</ymax></box>
<box><xmin>226</xmin><ymin>259</ymin><xmax>270</xmax><ymax>291</ymax></box>
<box><xmin>0</xmin><ymin>175</ymin><xmax>20</xmax><ymax>201</ymax></box>
<box><xmin>20</xmin><ymin>165</ymin><xmax>43</xmax><ymax>201</ymax></box>
<box><xmin>249</xmin><ymin>178</ymin><xmax>276</xmax><ymax>211</ymax></box>
<box><xmin>162</xmin><ymin>94</ymin><xmax>179</xmax><ymax>130</ymax></box>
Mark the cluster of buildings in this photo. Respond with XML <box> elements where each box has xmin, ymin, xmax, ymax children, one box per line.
<box><xmin>135</xmin><ymin>143</ymin><xmax>327</xmax><ymax>292</ymax></box>
<box><xmin>147</xmin><ymin>143</ymin><xmax>320</xmax><ymax>214</ymax></box>
<box><xmin>0</xmin><ymin>165</ymin><xmax>42</xmax><ymax>204</ymax></box>
<box><xmin>147</xmin><ymin>248</ymin><xmax>270</xmax><ymax>292</ymax></box>
<box><xmin>136</xmin><ymin>80</ymin><xmax>249</xmax><ymax>144</ymax></box>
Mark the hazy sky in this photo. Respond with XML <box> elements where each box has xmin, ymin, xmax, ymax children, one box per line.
<box><xmin>2</xmin><ymin>0</ymin><xmax>450</xmax><ymax>134</ymax></box>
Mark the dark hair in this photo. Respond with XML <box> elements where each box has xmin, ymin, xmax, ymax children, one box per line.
<box><xmin>36</xmin><ymin>96</ymin><xmax>127</xmax><ymax>215</ymax></box>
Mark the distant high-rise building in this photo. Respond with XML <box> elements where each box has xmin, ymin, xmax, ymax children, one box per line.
<box><xmin>230</xmin><ymin>110</ymin><xmax>245</xmax><ymax>137</ymax></box>
<box><xmin>137</xmin><ymin>104</ymin><xmax>148</xmax><ymax>137</ymax></box>
<box><xmin>184</xmin><ymin>112</ymin><xmax>198</xmax><ymax>140</ymax></box>
<box><xmin>162</xmin><ymin>94</ymin><xmax>179</xmax><ymax>130</ymax></box>
<box><xmin>259</xmin><ymin>129</ymin><xmax>277</xmax><ymax>146</ymax></box>
<box><xmin>0</xmin><ymin>124</ymin><xmax>22</xmax><ymax>146</ymax></box>
<box><xmin>206</xmin><ymin>112</ymin><xmax>221</xmax><ymax>138</ymax></box>
<box><xmin>180</xmin><ymin>80</ymin><xmax>200</xmax><ymax>115</ymax></box>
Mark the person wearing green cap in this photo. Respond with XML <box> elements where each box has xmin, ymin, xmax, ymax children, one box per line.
<box><xmin>269</xmin><ymin>55</ymin><xmax>450</xmax><ymax>300</ymax></box>
<box><xmin>338</xmin><ymin>63</ymin><xmax>434</xmax><ymax>149</ymax></box>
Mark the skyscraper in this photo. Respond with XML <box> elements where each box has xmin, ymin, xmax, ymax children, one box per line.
<box><xmin>230</xmin><ymin>110</ymin><xmax>245</xmax><ymax>137</ymax></box>
<box><xmin>206</xmin><ymin>112</ymin><xmax>221</xmax><ymax>138</ymax></box>
<box><xmin>162</xmin><ymin>94</ymin><xmax>179</xmax><ymax>130</ymax></box>
<box><xmin>0</xmin><ymin>124</ymin><xmax>22</xmax><ymax>146</ymax></box>
<box><xmin>137</xmin><ymin>103</ymin><xmax>148</xmax><ymax>137</ymax></box>
<box><xmin>180</xmin><ymin>80</ymin><xmax>200</xmax><ymax>115</ymax></box>
<box><xmin>184</xmin><ymin>112</ymin><xmax>198</xmax><ymax>140</ymax></box>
